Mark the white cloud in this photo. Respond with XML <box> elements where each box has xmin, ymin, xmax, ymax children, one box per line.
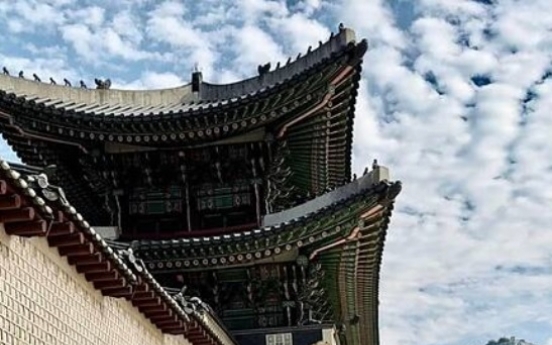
<box><xmin>12</xmin><ymin>1</ymin><xmax>66</xmax><ymax>29</ymax></box>
<box><xmin>267</xmin><ymin>13</ymin><xmax>330</xmax><ymax>53</ymax></box>
<box><xmin>60</xmin><ymin>23</ymin><xmax>95</xmax><ymax>57</ymax></box>
<box><xmin>122</xmin><ymin>71</ymin><xmax>186</xmax><ymax>90</ymax></box>
<box><xmin>236</xmin><ymin>0</ymin><xmax>289</xmax><ymax>24</ymax></box>
<box><xmin>145</xmin><ymin>1</ymin><xmax>216</xmax><ymax>78</ymax></box>
<box><xmin>66</xmin><ymin>6</ymin><xmax>105</xmax><ymax>28</ymax></box>
<box><xmin>340</xmin><ymin>0</ymin><xmax>552</xmax><ymax>344</ymax></box>
<box><xmin>340</xmin><ymin>0</ymin><xmax>407</xmax><ymax>50</ymax></box>
<box><xmin>0</xmin><ymin>53</ymin><xmax>77</xmax><ymax>83</ymax></box>
<box><xmin>229</xmin><ymin>25</ymin><xmax>286</xmax><ymax>74</ymax></box>
<box><xmin>1</xmin><ymin>0</ymin><xmax>552</xmax><ymax>344</ymax></box>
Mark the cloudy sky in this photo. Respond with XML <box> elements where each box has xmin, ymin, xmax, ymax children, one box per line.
<box><xmin>1</xmin><ymin>0</ymin><xmax>551</xmax><ymax>344</ymax></box>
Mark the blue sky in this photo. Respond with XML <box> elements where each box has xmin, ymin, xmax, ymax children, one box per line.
<box><xmin>1</xmin><ymin>1</ymin><xmax>552</xmax><ymax>344</ymax></box>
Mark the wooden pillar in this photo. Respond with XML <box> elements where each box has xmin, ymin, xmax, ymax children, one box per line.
<box><xmin>179</xmin><ymin>159</ymin><xmax>192</xmax><ymax>232</ymax></box>
<box><xmin>251</xmin><ymin>157</ymin><xmax>262</xmax><ymax>226</ymax></box>
<box><xmin>254</xmin><ymin>182</ymin><xmax>261</xmax><ymax>227</ymax></box>
<box><xmin>185</xmin><ymin>182</ymin><xmax>192</xmax><ymax>232</ymax></box>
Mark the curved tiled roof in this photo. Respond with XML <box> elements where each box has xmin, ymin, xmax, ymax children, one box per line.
<box><xmin>199</xmin><ymin>28</ymin><xmax>358</xmax><ymax>101</ymax></box>
<box><xmin>0</xmin><ymin>158</ymin><xmax>237</xmax><ymax>345</ymax></box>
<box><xmin>0</xmin><ymin>158</ymin><xmax>401</xmax><ymax>345</ymax></box>
<box><xmin>116</xmin><ymin>167</ymin><xmax>402</xmax><ymax>345</ymax></box>
<box><xmin>127</xmin><ymin>167</ymin><xmax>397</xmax><ymax>267</ymax></box>
<box><xmin>0</xmin><ymin>28</ymin><xmax>359</xmax><ymax>118</ymax></box>
<box><xmin>0</xmin><ymin>28</ymin><xmax>368</xmax><ymax>222</ymax></box>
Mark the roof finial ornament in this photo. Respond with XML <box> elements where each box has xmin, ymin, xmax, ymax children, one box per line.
<box><xmin>63</xmin><ymin>78</ymin><xmax>72</xmax><ymax>87</ymax></box>
<box><xmin>330</xmin><ymin>32</ymin><xmax>334</xmax><ymax>39</ymax></box>
<box><xmin>18</xmin><ymin>71</ymin><xmax>24</xmax><ymax>78</ymax></box>
<box><xmin>307</xmin><ymin>45</ymin><xmax>312</xmax><ymax>53</ymax></box>
<box><xmin>347</xmin><ymin>38</ymin><xmax>368</xmax><ymax>65</ymax></box>
<box><xmin>42</xmin><ymin>164</ymin><xmax>57</xmax><ymax>178</ymax></box>
<box><xmin>258</xmin><ymin>62</ymin><xmax>271</xmax><ymax>76</ymax></box>
<box><xmin>118</xmin><ymin>247</ymin><xmax>143</xmax><ymax>273</ymax></box>
<box><xmin>130</xmin><ymin>239</ymin><xmax>140</xmax><ymax>252</ymax></box>
<box><xmin>174</xmin><ymin>285</ymin><xmax>188</xmax><ymax>300</ymax></box>
<box><xmin>80</xmin><ymin>80</ymin><xmax>87</xmax><ymax>89</ymax></box>
<box><xmin>33</xmin><ymin>73</ymin><xmax>41</xmax><ymax>82</ymax></box>
<box><xmin>276</xmin><ymin>61</ymin><xmax>280</xmax><ymax>69</ymax></box>
<box><xmin>338</xmin><ymin>23</ymin><xmax>345</xmax><ymax>31</ymax></box>
<box><xmin>95</xmin><ymin>78</ymin><xmax>111</xmax><ymax>89</ymax></box>
<box><xmin>50</xmin><ymin>77</ymin><xmax>56</xmax><ymax>85</ymax></box>
<box><xmin>372</xmin><ymin>158</ymin><xmax>379</xmax><ymax>170</ymax></box>
<box><xmin>286</xmin><ymin>57</ymin><xmax>292</xmax><ymax>65</ymax></box>
<box><xmin>2</xmin><ymin>67</ymin><xmax>9</xmax><ymax>75</ymax></box>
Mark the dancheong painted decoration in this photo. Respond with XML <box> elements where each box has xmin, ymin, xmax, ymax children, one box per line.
<box><xmin>0</xmin><ymin>26</ymin><xmax>401</xmax><ymax>345</ymax></box>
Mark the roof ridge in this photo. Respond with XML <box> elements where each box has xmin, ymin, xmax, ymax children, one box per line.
<box><xmin>0</xmin><ymin>27</ymin><xmax>363</xmax><ymax>108</ymax></box>
<box><xmin>199</xmin><ymin>26</ymin><xmax>359</xmax><ymax>101</ymax></box>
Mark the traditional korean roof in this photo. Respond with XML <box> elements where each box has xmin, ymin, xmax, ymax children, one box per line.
<box><xmin>119</xmin><ymin>167</ymin><xmax>402</xmax><ymax>345</ymax></box>
<box><xmin>0</xmin><ymin>158</ymin><xmax>237</xmax><ymax>345</ymax></box>
<box><xmin>0</xmin><ymin>28</ymin><xmax>359</xmax><ymax>119</ymax></box>
<box><xmin>0</xmin><ymin>27</ymin><xmax>366</xmax><ymax>216</ymax></box>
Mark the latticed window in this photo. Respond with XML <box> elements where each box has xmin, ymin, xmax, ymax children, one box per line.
<box><xmin>196</xmin><ymin>181</ymin><xmax>251</xmax><ymax>210</ymax></box>
<box><xmin>266</xmin><ymin>333</ymin><xmax>293</xmax><ymax>345</ymax></box>
<box><xmin>129</xmin><ymin>187</ymin><xmax>182</xmax><ymax>215</ymax></box>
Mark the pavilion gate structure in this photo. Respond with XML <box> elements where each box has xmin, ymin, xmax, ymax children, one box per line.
<box><xmin>0</xmin><ymin>26</ymin><xmax>401</xmax><ymax>345</ymax></box>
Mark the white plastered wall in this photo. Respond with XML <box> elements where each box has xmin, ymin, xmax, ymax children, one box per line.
<box><xmin>0</xmin><ymin>224</ymin><xmax>192</xmax><ymax>345</ymax></box>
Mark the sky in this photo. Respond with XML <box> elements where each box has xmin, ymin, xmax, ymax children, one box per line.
<box><xmin>0</xmin><ymin>0</ymin><xmax>551</xmax><ymax>344</ymax></box>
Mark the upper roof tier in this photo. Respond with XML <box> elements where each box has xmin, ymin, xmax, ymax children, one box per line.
<box><xmin>0</xmin><ymin>28</ymin><xmax>360</xmax><ymax>118</ymax></box>
<box><xmin>0</xmin><ymin>27</ymin><xmax>367</xmax><ymax>218</ymax></box>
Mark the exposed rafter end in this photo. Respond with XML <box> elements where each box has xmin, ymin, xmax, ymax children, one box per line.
<box><xmin>49</xmin><ymin>221</ymin><xmax>75</xmax><ymax>236</ymax></box>
<box><xmin>0</xmin><ymin>206</ymin><xmax>35</xmax><ymax>223</ymax></box>
<box><xmin>163</xmin><ymin>324</ymin><xmax>187</xmax><ymax>334</ymax></box>
<box><xmin>132</xmin><ymin>297</ymin><xmax>162</xmax><ymax>308</ymax></box>
<box><xmin>156</xmin><ymin>318</ymin><xmax>182</xmax><ymax>327</ymax></box>
<box><xmin>75</xmin><ymin>260</ymin><xmax>110</xmax><ymax>273</ymax></box>
<box><xmin>133</xmin><ymin>291</ymin><xmax>156</xmax><ymax>300</ymax></box>
<box><xmin>58</xmin><ymin>242</ymin><xmax>95</xmax><ymax>256</ymax></box>
<box><xmin>105</xmin><ymin>286</ymin><xmax>133</xmax><ymax>298</ymax></box>
<box><xmin>148</xmin><ymin>310</ymin><xmax>175</xmax><ymax>321</ymax></box>
<box><xmin>67</xmin><ymin>253</ymin><xmax>103</xmax><ymax>264</ymax></box>
<box><xmin>94</xmin><ymin>278</ymin><xmax>126</xmax><ymax>291</ymax></box>
<box><xmin>0</xmin><ymin>194</ymin><xmax>20</xmax><ymax>209</ymax></box>
<box><xmin>48</xmin><ymin>232</ymin><xmax>85</xmax><ymax>247</ymax></box>
<box><xmin>85</xmin><ymin>270</ymin><xmax>120</xmax><ymax>282</ymax></box>
<box><xmin>4</xmin><ymin>219</ymin><xmax>47</xmax><ymax>236</ymax></box>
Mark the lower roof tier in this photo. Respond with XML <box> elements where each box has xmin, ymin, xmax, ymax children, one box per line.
<box><xmin>114</xmin><ymin>166</ymin><xmax>402</xmax><ymax>345</ymax></box>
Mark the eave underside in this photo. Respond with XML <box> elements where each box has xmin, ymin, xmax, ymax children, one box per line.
<box><xmin>127</xmin><ymin>176</ymin><xmax>402</xmax><ymax>345</ymax></box>
<box><xmin>318</xmin><ymin>202</ymin><xmax>395</xmax><ymax>345</ymax></box>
